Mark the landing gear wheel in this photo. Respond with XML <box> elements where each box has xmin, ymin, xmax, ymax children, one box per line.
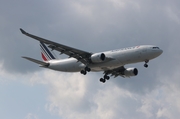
<box><xmin>144</xmin><ymin>64</ymin><xmax>148</xmax><ymax>68</ymax></box>
<box><xmin>80</xmin><ymin>67</ymin><xmax>90</xmax><ymax>75</ymax></box>
<box><xmin>100</xmin><ymin>78</ymin><xmax>106</xmax><ymax>83</ymax></box>
<box><xmin>80</xmin><ymin>70</ymin><xmax>87</xmax><ymax>75</ymax></box>
<box><xmin>104</xmin><ymin>75</ymin><xmax>110</xmax><ymax>80</ymax></box>
<box><xmin>85</xmin><ymin>67</ymin><xmax>91</xmax><ymax>72</ymax></box>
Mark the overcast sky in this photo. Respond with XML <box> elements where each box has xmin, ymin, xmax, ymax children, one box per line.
<box><xmin>0</xmin><ymin>0</ymin><xmax>180</xmax><ymax>119</ymax></box>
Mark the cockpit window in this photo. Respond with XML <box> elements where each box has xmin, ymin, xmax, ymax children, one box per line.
<box><xmin>152</xmin><ymin>47</ymin><xmax>159</xmax><ymax>49</ymax></box>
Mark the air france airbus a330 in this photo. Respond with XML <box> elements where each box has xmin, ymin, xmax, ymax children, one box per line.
<box><xmin>20</xmin><ymin>28</ymin><xmax>163</xmax><ymax>83</ymax></box>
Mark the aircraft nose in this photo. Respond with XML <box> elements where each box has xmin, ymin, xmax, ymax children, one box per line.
<box><xmin>156</xmin><ymin>49</ymin><xmax>163</xmax><ymax>56</ymax></box>
<box><xmin>159</xmin><ymin>49</ymin><xmax>163</xmax><ymax>55</ymax></box>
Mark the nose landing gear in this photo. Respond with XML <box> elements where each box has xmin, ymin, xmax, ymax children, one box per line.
<box><xmin>144</xmin><ymin>64</ymin><xmax>148</xmax><ymax>68</ymax></box>
<box><xmin>144</xmin><ymin>60</ymin><xmax>149</xmax><ymax>68</ymax></box>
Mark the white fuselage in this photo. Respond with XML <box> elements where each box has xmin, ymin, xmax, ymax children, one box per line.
<box><xmin>47</xmin><ymin>45</ymin><xmax>163</xmax><ymax>72</ymax></box>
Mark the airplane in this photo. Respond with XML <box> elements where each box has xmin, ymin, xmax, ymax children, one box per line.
<box><xmin>20</xmin><ymin>28</ymin><xmax>163</xmax><ymax>83</ymax></box>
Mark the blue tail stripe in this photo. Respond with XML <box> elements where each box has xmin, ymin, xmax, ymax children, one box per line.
<box><xmin>40</xmin><ymin>42</ymin><xmax>55</xmax><ymax>59</ymax></box>
<box><xmin>40</xmin><ymin>44</ymin><xmax>52</xmax><ymax>60</ymax></box>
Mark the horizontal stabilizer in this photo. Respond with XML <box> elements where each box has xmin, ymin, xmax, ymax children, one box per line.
<box><xmin>22</xmin><ymin>56</ymin><xmax>49</xmax><ymax>67</ymax></box>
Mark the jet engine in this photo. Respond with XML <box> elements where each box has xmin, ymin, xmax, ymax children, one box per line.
<box><xmin>123</xmin><ymin>68</ymin><xmax>138</xmax><ymax>77</ymax></box>
<box><xmin>91</xmin><ymin>53</ymin><xmax>106</xmax><ymax>63</ymax></box>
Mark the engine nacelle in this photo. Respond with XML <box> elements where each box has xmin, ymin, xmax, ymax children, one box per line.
<box><xmin>91</xmin><ymin>53</ymin><xmax>106</xmax><ymax>63</ymax></box>
<box><xmin>124</xmin><ymin>68</ymin><xmax>138</xmax><ymax>77</ymax></box>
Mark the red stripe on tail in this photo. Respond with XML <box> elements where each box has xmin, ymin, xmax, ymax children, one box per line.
<box><xmin>41</xmin><ymin>53</ymin><xmax>48</xmax><ymax>61</ymax></box>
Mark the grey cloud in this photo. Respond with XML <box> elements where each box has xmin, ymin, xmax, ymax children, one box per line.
<box><xmin>0</xmin><ymin>0</ymin><xmax>179</xmax><ymax>93</ymax></box>
<box><xmin>0</xmin><ymin>0</ymin><xmax>179</xmax><ymax>96</ymax></box>
<box><xmin>1</xmin><ymin>0</ymin><xmax>180</xmax><ymax>118</ymax></box>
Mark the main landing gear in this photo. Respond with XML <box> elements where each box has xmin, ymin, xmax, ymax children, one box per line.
<box><xmin>144</xmin><ymin>60</ymin><xmax>149</xmax><ymax>68</ymax></box>
<box><xmin>80</xmin><ymin>66</ymin><xmax>91</xmax><ymax>75</ymax></box>
<box><xmin>99</xmin><ymin>74</ymin><xmax>110</xmax><ymax>83</ymax></box>
<box><xmin>80</xmin><ymin>67</ymin><xmax>110</xmax><ymax>83</ymax></box>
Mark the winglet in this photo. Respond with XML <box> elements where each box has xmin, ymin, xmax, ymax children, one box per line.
<box><xmin>20</xmin><ymin>28</ymin><xmax>27</xmax><ymax>34</ymax></box>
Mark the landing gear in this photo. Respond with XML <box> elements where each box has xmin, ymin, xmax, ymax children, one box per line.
<box><xmin>85</xmin><ymin>67</ymin><xmax>91</xmax><ymax>72</ymax></box>
<box><xmin>144</xmin><ymin>63</ymin><xmax>148</xmax><ymax>68</ymax></box>
<box><xmin>104</xmin><ymin>75</ymin><xmax>110</xmax><ymax>80</ymax></box>
<box><xmin>80</xmin><ymin>66</ymin><xmax>111</xmax><ymax>83</ymax></box>
<box><xmin>100</xmin><ymin>74</ymin><xmax>110</xmax><ymax>83</ymax></box>
<box><xmin>100</xmin><ymin>78</ymin><xmax>106</xmax><ymax>83</ymax></box>
<box><xmin>80</xmin><ymin>66</ymin><xmax>91</xmax><ymax>75</ymax></box>
<box><xmin>80</xmin><ymin>70</ymin><xmax>87</xmax><ymax>75</ymax></box>
<box><xmin>144</xmin><ymin>60</ymin><xmax>149</xmax><ymax>68</ymax></box>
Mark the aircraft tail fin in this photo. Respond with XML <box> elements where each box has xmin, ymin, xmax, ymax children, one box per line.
<box><xmin>40</xmin><ymin>42</ymin><xmax>57</xmax><ymax>61</ymax></box>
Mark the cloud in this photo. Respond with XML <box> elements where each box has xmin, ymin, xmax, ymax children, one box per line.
<box><xmin>1</xmin><ymin>0</ymin><xmax>180</xmax><ymax>119</ymax></box>
<box><xmin>24</xmin><ymin>113</ymin><xmax>39</xmax><ymax>119</ymax></box>
<box><xmin>0</xmin><ymin>0</ymin><xmax>178</xmax><ymax>73</ymax></box>
<box><xmin>35</xmin><ymin>69</ymin><xmax>180</xmax><ymax>119</ymax></box>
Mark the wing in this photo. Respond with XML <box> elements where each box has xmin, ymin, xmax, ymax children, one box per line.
<box><xmin>20</xmin><ymin>28</ymin><xmax>92</xmax><ymax>65</ymax></box>
<box><xmin>104</xmin><ymin>66</ymin><xmax>126</xmax><ymax>78</ymax></box>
